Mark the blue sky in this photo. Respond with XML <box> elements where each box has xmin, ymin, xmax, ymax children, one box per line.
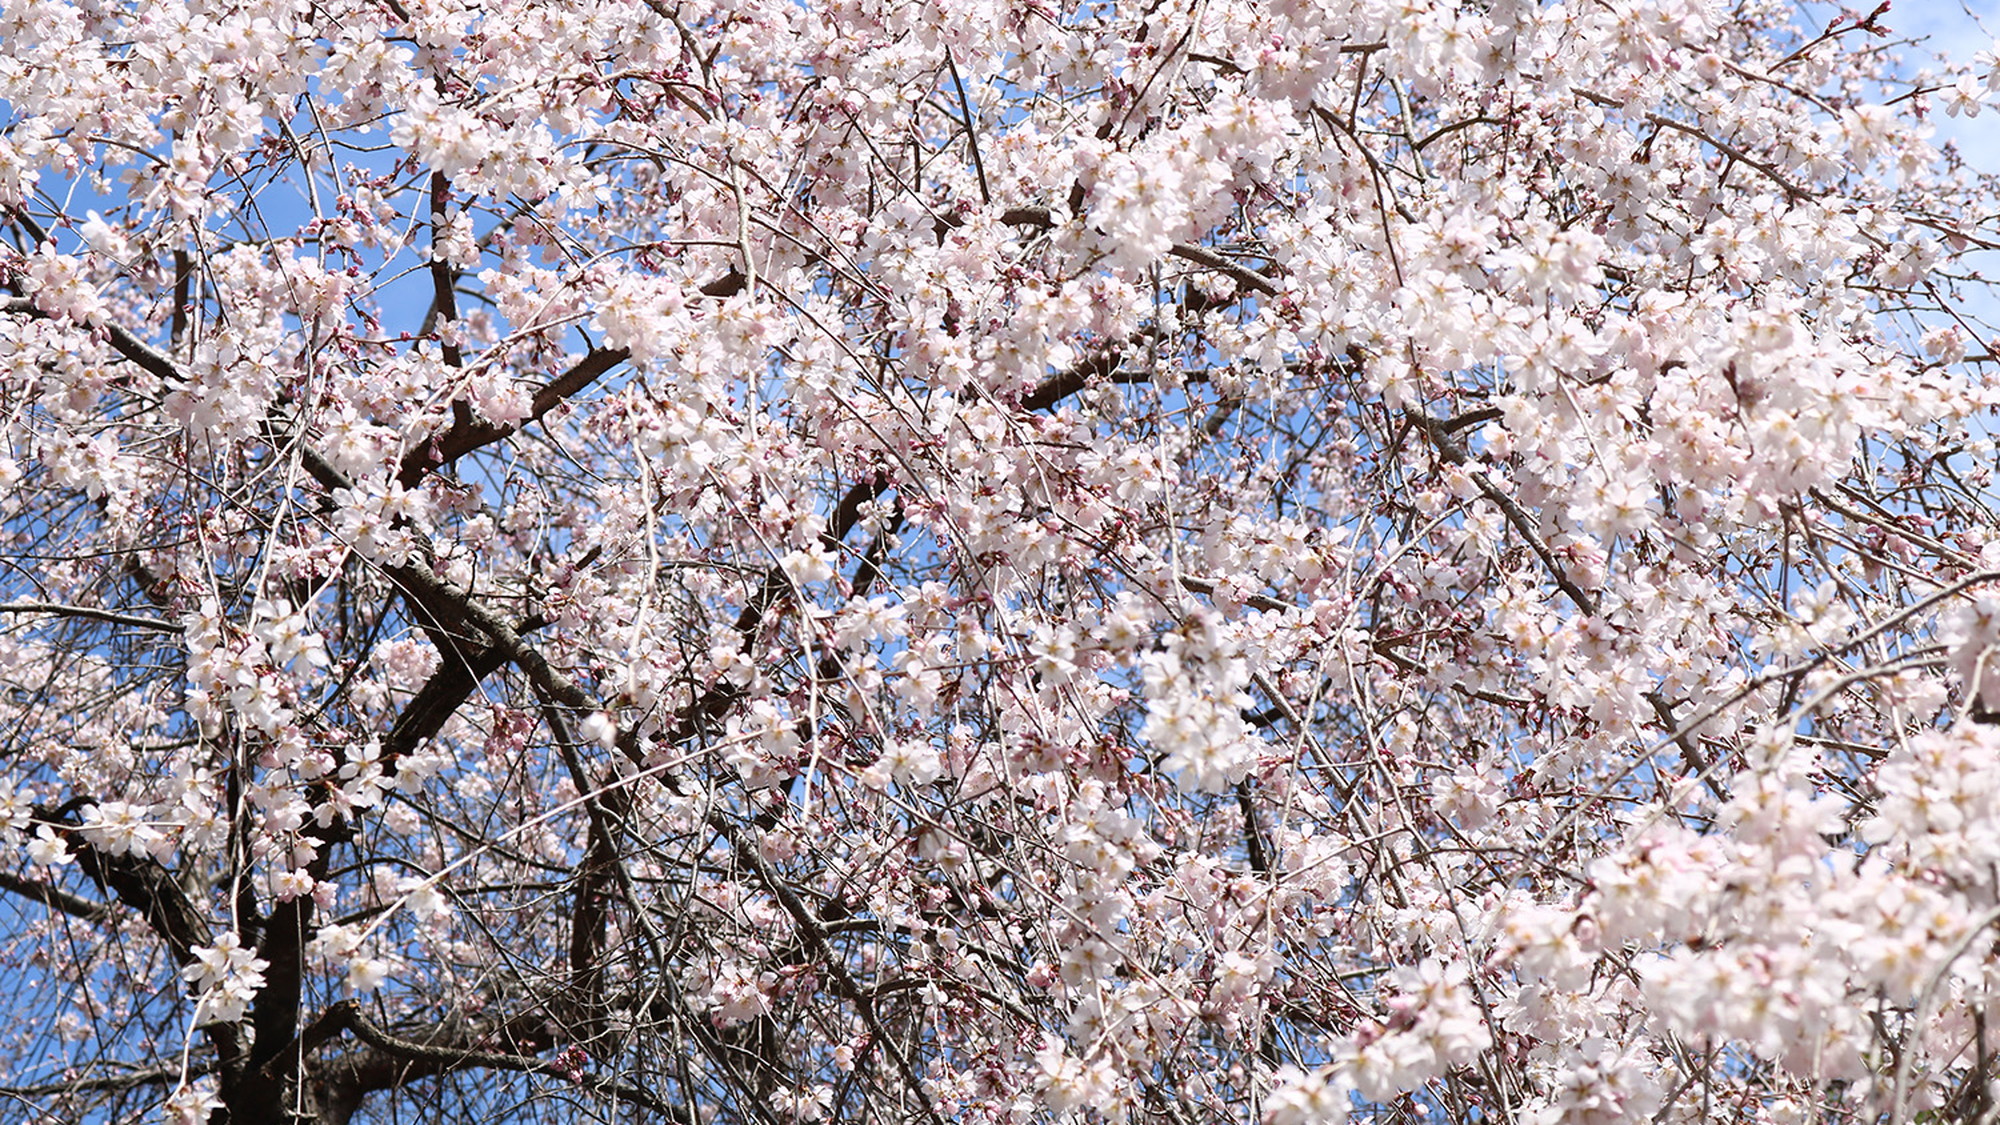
<box><xmin>1897</xmin><ymin>0</ymin><xmax>2000</xmax><ymax>170</ymax></box>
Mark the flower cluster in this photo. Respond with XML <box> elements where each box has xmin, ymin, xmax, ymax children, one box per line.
<box><xmin>2</xmin><ymin>0</ymin><xmax>2000</xmax><ymax>1122</ymax></box>
<box><xmin>181</xmin><ymin>933</ymin><xmax>268</xmax><ymax>1025</ymax></box>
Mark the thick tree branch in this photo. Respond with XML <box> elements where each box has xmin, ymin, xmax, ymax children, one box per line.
<box><xmin>425</xmin><ymin>171</ymin><xmax>464</xmax><ymax>370</ymax></box>
<box><xmin>1019</xmin><ymin>341</ymin><xmax>1126</xmax><ymax>412</ymax></box>
<box><xmin>70</xmin><ymin>844</ymin><xmax>210</xmax><ymax>967</ymax></box>
<box><xmin>318</xmin><ymin>1001</ymin><xmax>687</xmax><ymax>1121</ymax></box>
<box><xmin>394</xmin><ymin>268</ymin><xmax>747</xmax><ymax>487</ymax></box>
<box><xmin>0</xmin><ymin>869</ymin><xmax>117</xmax><ymax>922</ymax></box>
<box><xmin>0</xmin><ymin>1065</ymin><xmax>180</xmax><ymax>1100</ymax></box>
<box><xmin>63</xmin><ymin>836</ymin><xmax>244</xmax><ymax>1068</ymax></box>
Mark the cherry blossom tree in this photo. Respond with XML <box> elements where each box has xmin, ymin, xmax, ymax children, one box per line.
<box><xmin>6</xmin><ymin>0</ymin><xmax>2000</xmax><ymax>1121</ymax></box>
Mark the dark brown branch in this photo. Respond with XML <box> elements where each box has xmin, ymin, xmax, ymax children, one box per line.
<box><xmin>997</xmin><ymin>207</ymin><xmax>1282</xmax><ymax>297</ymax></box>
<box><xmin>0</xmin><ymin>601</ymin><xmax>182</xmax><ymax>633</ymax></box>
<box><xmin>286</xmin><ymin>1000</ymin><xmax>552</xmax><ymax>1124</ymax></box>
<box><xmin>562</xmin><ymin>726</ymin><xmax>618</xmax><ymax>1042</ymax></box>
<box><xmin>824</xmin><ymin>472</ymin><xmax>893</xmax><ymax>547</ymax></box>
<box><xmin>708</xmin><ymin>812</ymin><xmax>950</xmax><ymax>1125</ymax></box>
<box><xmin>1406</xmin><ymin>410</ymin><xmax>1601</xmax><ymax>617</ymax></box>
<box><xmin>382</xmin><ymin>640</ymin><xmax>513</xmax><ymax>765</ymax></box>
<box><xmin>319</xmin><ymin>1001</ymin><xmax>687</xmax><ymax>1121</ymax></box>
<box><xmin>228</xmin><ymin>619</ymin><xmax>532</xmax><ymax>1118</ymax></box>
<box><xmin>1235</xmin><ymin>781</ymin><xmax>1271</xmax><ymax>875</ymax></box>
<box><xmin>232</xmin><ymin>899</ymin><xmax>313</xmax><ymax>1119</ymax></box>
<box><xmin>998</xmin><ymin>206</ymin><xmax>1056</xmax><ymax>228</ymax></box>
<box><xmin>1641</xmin><ymin>112</ymin><xmax>1819</xmax><ymax>201</ymax></box>
<box><xmin>1019</xmin><ymin>342</ymin><xmax>1125</xmax><ymax>412</ymax></box>
<box><xmin>0</xmin><ymin>1065</ymin><xmax>180</xmax><ymax>1100</ymax></box>
<box><xmin>1407</xmin><ymin>409</ymin><xmax>1718</xmax><ymax>786</ymax></box>
<box><xmin>1166</xmin><ymin>242</ymin><xmax>1280</xmax><ymax>297</ymax></box>
<box><xmin>5</xmin><ymin>286</ymin><xmax>186</xmax><ymax>386</ymax></box>
<box><xmin>0</xmin><ymin>869</ymin><xmax>116</xmax><ymax>922</ymax></box>
<box><xmin>846</xmin><ymin>498</ymin><xmax>904</xmax><ymax>599</ymax></box>
<box><xmin>325</xmin><ymin>1001</ymin><xmax>554</xmax><ymax>1072</ymax></box>
<box><xmin>64</xmin><ymin>836</ymin><xmax>243</xmax><ymax>1069</ymax></box>
<box><xmin>395</xmin><ymin>268</ymin><xmax>746</xmax><ymax>488</ymax></box>
<box><xmin>661</xmin><ymin>473</ymin><xmax>898</xmax><ymax>748</ymax></box>
<box><xmin>426</xmin><ymin>172</ymin><xmax>464</xmax><ymax>369</ymax></box>
<box><xmin>944</xmin><ymin>50</ymin><xmax>990</xmax><ymax>207</ymax></box>
<box><xmin>72</xmin><ymin>844</ymin><xmax>211</xmax><ymax>968</ymax></box>
<box><xmin>285</xmin><ymin>450</ymin><xmax>918</xmax><ymax>1121</ymax></box>
<box><xmin>171</xmin><ymin>248</ymin><xmax>192</xmax><ymax>355</ymax></box>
